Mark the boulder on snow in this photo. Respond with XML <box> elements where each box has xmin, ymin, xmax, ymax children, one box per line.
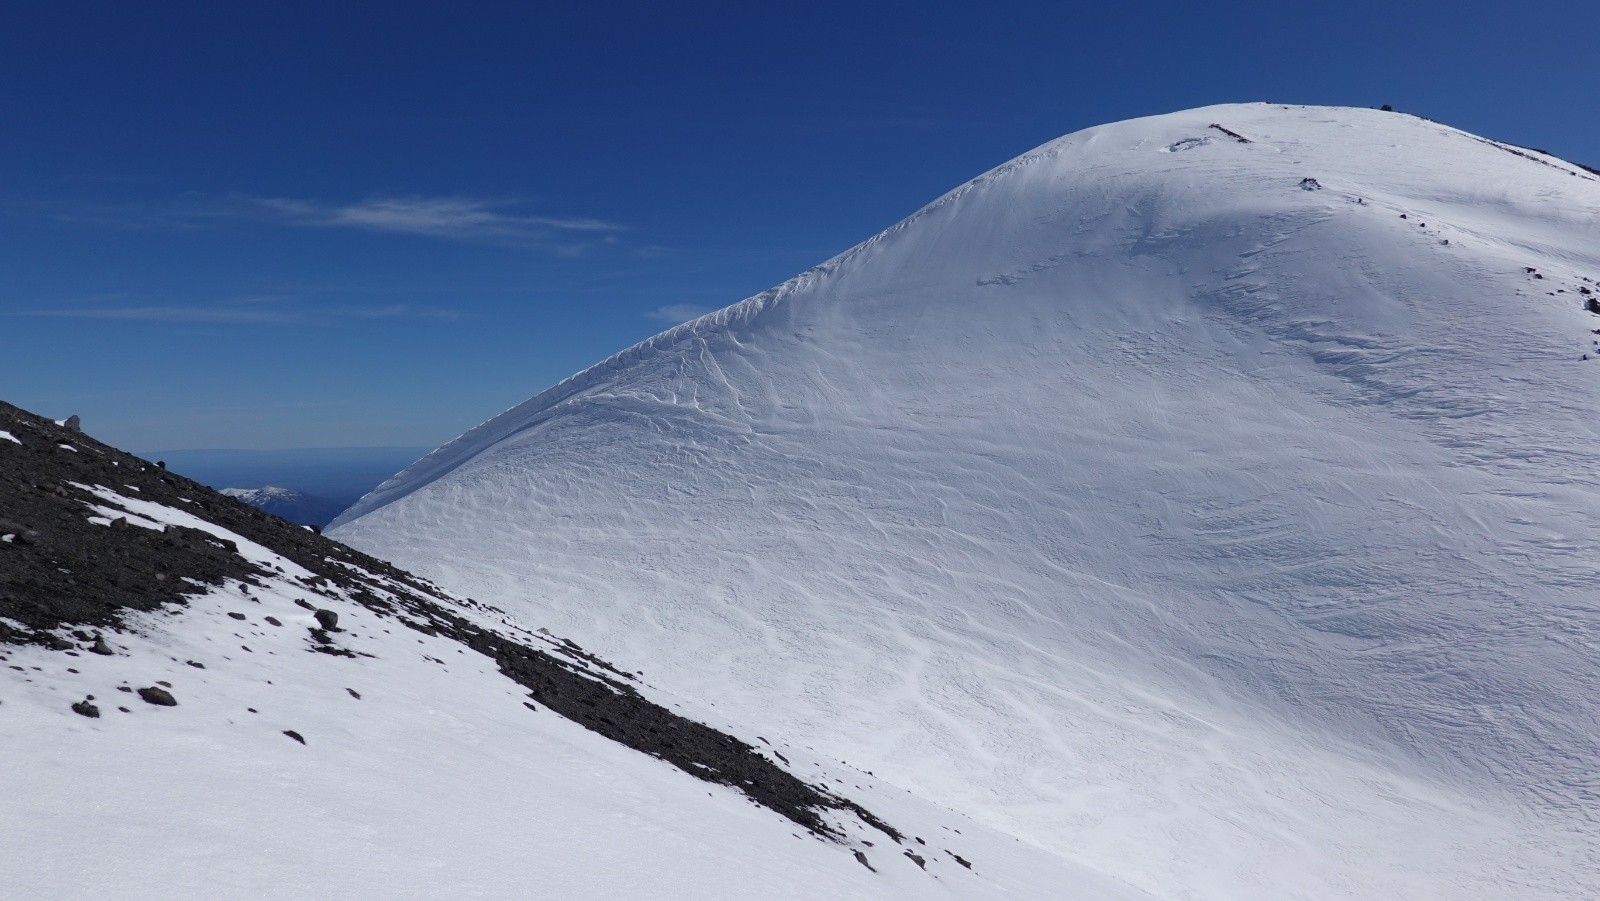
<box><xmin>137</xmin><ymin>686</ymin><xmax>177</xmax><ymax>706</ymax></box>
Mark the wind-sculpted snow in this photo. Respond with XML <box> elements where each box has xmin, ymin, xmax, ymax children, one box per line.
<box><xmin>334</xmin><ymin>104</ymin><xmax>1600</xmax><ymax>899</ymax></box>
<box><xmin>5</xmin><ymin>401</ymin><xmax>1128</xmax><ymax>899</ymax></box>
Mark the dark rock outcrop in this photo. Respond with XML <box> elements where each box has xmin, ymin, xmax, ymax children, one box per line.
<box><xmin>137</xmin><ymin>687</ymin><xmax>177</xmax><ymax>706</ymax></box>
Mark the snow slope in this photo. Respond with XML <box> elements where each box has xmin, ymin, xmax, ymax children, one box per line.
<box><xmin>5</xmin><ymin>497</ymin><xmax>1123</xmax><ymax>900</ymax></box>
<box><xmin>332</xmin><ymin>104</ymin><xmax>1600</xmax><ymax>899</ymax></box>
<box><xmin>3</xmin><ymin>403</ymin><xmax>1130</xmax><ymax>900</ymax></box>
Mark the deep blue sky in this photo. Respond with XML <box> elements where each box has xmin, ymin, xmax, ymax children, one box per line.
<box><xmin>3</xmin><ymin>1</ymin><xmax>1592</xmax><ymax>450</ymax></box>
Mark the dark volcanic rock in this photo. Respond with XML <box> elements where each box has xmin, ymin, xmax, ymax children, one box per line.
<box><xmin>71</xmin><ymin>698</ymin><xmax>100</xmax><ymax>718</ymax></box>
<box><xmin>313</xmin><ymin>609</ymin><xmax>338</xmax><ymax>631</ymax></box>
<box><xmin>137</xmin><ymin>686</ymin><xmax>177</xmax><ymax>706</ymax></box>
<box><xmin>0</xmin><ymin>401</ymin><xmax>259</xmax><ymax>644</ymax></box>
<box><xmin>282</xmin><ymin>730</ymin><xmax>305</xmax><ymax>744</ymax></box>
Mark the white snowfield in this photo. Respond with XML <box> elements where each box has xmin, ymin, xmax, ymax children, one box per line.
<box><xmin>7</xmin><ymin>486</ymin><xmax>1133</xmax><ymax>900</ymax></box>
<box><xmin>334</xmin><ymin>103</ymin><xmax>1600</xmax><ymax>899</ymax></box>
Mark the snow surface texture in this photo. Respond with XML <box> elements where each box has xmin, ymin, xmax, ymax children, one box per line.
<box><xmin>3</xmin><ymin>460</ymin><xmax>1133</xmax><ymax>899</ymax></box>
<box><xmin>335</xmin><ymin>104</ymin><xmax>1600</xmax><ymax>899</ymax></box>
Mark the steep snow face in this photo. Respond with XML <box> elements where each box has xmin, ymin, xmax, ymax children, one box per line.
<box><xmin>333</xmin><ymin>104</ymin><xmax>1600</xmax><ymax>899</ymax></box>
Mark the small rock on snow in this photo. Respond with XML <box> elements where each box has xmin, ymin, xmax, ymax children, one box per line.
<box><xmin>137</xmin><ymin>686</ymin><xmax>177</xmax><ymax>706</ymax></box>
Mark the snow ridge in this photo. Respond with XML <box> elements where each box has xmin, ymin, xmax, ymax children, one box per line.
<box><xmin>332</xmin><ymin>122</ymin><xmax>1096</xmax><ymax>530</ymax></box>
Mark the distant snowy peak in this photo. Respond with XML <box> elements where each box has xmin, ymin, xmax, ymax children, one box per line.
<box><xmin>222</xmin><ymin>485</ymin><xmax>345</xmax><ymax>527</ymax></box>
<box><xmin>332</xmin><ymin>103</ymin><xmax>1600</xmax><ymax>900</ymax></box>
<box><xmin>221</xmin><ymin>485</ymin><xmax>301</xmax><ymax>501</ymax></box>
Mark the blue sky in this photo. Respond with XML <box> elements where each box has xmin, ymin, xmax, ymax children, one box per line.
<box><xmin>3</xmin><ymin>0</ymin><xmax>1593</xmax><ymax>450</ymax></box>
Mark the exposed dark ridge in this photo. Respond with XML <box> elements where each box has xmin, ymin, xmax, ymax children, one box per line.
<box><xmin>1208</xmin><ymin>123</ymin><xmax>1252</xmax><ymax>143</ymax></box>
<box><xmin>1501</xmin><ymin>142</ymin><xmax>1600</xmax><ymax>177</ymax></box>
<box><xmin>302</xmin><ymin>529</ymin><xmax>896</xmax><ymax>840</ymax></box>
<box><xmin>1376</xmin><ymin>106</ymin><xmax>1598</xmax><ymax>180</ymax></box>
<box><xmin>0</xmin><ymin>399</ymin><xmax>897</xmax><ymax>842</ymax></box>
<box><xmin>1463</xmin><ymin>135</ymin><xmax>1596</xmax><ymax>182</ymax></box>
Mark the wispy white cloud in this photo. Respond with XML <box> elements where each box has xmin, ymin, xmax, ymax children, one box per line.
<box><xmin>48</xmin><ymin>193</ymin><xmax>625</xmax><ymax>251</ymax></box>
<box><xmin>249</xmin><ymin>195</ymin><xmax>625</xmax><ymax>244</ymax></box>
<box><xmin>22</xmin><ymin>305</ymin><xmax>299</xmax><ymax>324</ymax></box>
<box><xmin>325</xmin><ymin>303</ymin><xmax>460</xmax><ymax>321</ymax></box>
<box><xmin>19</xmin><ymin>299</ymin><xmax>459</xmax><ymax>325</ymax></box>
<box><xmin>644</xmin><ymin>303</ymin><xmax>716</xmax><ymax>323</ymax></box>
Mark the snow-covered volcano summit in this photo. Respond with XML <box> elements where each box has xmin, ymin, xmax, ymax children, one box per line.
<box><xmin>333</xmin><ymin>104</ymin><xmax>1600</xmax><ymax>898</ymax></box>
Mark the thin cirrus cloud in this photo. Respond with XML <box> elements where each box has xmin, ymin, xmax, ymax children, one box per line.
<box><xmin>53</xmin><ymin>193</ymin><xmax>625</xmax><ymax>251</ymax></box>
<box><xmin>247</xmin><ymin>195</ymin><xmax>625</xmax><ymax>246</ymax></box>
<box><xmin>21</xmin><ymin>300</ymin><xmax>460</xmax><ymax>326</ymax></box>
<box><xmin>644</xmin><ymin>303</ymin><xmax>716</xmax><ymax>323</ymax></box>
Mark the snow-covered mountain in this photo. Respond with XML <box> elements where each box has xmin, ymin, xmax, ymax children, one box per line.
<box><xmin>221</xmin><ymin>485</ymin><xmax>347</xmax><ymax>528</ymax></box>
<box><xmin>332</xmin><ymin>104</ymin><xmax>1600</xmax><ymax>899</ymax></box>
<box><xmin>2</xmin><ymin>401</ymin><xmax>1123</xmax><ymax>900</ymax></box>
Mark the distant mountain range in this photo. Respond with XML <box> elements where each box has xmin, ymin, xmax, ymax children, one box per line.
<box><xmin>219</xmin><ymin>485</ymin><xmax>347</xmax><ymax>528</ymax></box>
<box><xmin>141</xmin><ymin>446</ymin><xmax>432</xmax><ymax>509</ymax></box>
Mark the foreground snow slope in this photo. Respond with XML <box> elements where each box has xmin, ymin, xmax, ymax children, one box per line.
<box><xmin>5</xmin><ymin>555</ymin><xmax>1122</xmax><ymax>901</ymax></box>
<box><xmin>334</xmin><ymin>104</ymin><xmax>1600</xmax><ymax>898</ymax></box>
<box><xmin>3</xmin><ymin>403</ymin><xmax>1127</xmax><ymax>900</ymax></box>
